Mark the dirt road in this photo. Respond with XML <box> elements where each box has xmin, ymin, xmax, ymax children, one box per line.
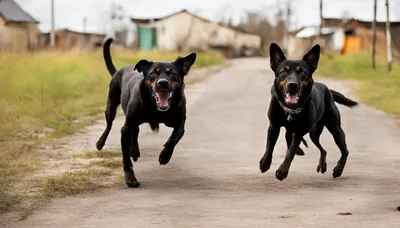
<box><xmin>8</xmin><ymin>58</ymin><xmax>400</xmax><ymax>227</ymax></box>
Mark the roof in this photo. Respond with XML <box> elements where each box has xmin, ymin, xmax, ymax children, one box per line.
<box><xmin>42</xmin><ymin>28</ymin><xmax>106</xmax><ymax>37</ymax></box>
<box><xmin>131</xmin><ymin>9</ymin><xmax>213</xmax><ymax>25</ymax></box>
<box><xmin>0</xmin><ymin>0</ymin><xmax>38</xmax><ymax>23</ymax></box>
<box><xmin>322</xmin><ymin>17</ymin><xmax>400</xmax><ymax>28</ymax></box>
<box><xmin>295</xmin><ymin>26</ymin><xmax>338</xmax><ymax>38</ymax></box>
<box><xmin>131</xmin><ymin>9</ymin><xmax>260</xmax><ymax>36</ymax></box>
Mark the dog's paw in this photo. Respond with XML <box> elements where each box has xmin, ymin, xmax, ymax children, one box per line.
<box><xmin>126</xmin><ymin>180</ymin><xmax>140</xmax><ymax>188</ymax></box>
<box><xmin>125</xmin><ymin>171</ymin><xmax>140</xmax><ymax>188</ymax></box>
<box><xmin>275</xmin><ymin>167</ymin><xmax>289</xmax><ymax>181</ymax></box>
<box><xmin>96</xmin><ymin>140</ymin><xmax>105</xmax><ymax>151</ymax></box>
<box><xmin>332</xmin><ymin>165</ymin><xmax>344</xmax><ymax>178</ymax></box>
<box><xmin>316</xmin><ymin>162</ymin><xmax>327</xmax><ymax>174</ymax></box>
<box><xmin>159</xmin><ymin>147</ymin><xmax>173</xmax><ymax>165</ymax></box>
<box><xmin>295</xmin><ymin>147</ymin><xmax>305</xmax><ymax>156</ymax></box>
<box><xmin>259</xmin><ymin>157</ymin><xmax>272</xmax><ymax>173</ymax></box>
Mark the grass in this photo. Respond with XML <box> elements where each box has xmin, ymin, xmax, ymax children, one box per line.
<box><xmin>90</xmin><ymin>159</ymin><xmax>121</xmax><ymax>169</ymax></box>
<box><xmin>317</xmin><ymin>53</ymin><xmax>400</xmax><ymax>117</ymax></box>
<box><xmin>72</xmin><ymin>150</ymin><xmax>121</xmax><ymax>159</ymax></box>
<box><xmin>40</xmin><ymin>169</ymin><xmax>113</xmax><ymax>198</ymax></box>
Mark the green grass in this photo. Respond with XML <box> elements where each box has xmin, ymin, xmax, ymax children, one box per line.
<box><xmin>317</xmin><ymin>53</ymin><xmax>400</xmax><ymax>117</ymax></box>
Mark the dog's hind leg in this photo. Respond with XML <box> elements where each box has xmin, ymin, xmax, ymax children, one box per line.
<box><xmin>96</xmin><ymin>83</ymin><xmax>120</xmax><ymax>151</ymax></box>
<box><xmin>285</xmin><ymin>130</ymin><xmax>305</xmax><ymax>156</ymax></box>
<box><xmin>325</xmin><ymin>106</ymin><xmax>349</xmax><ymax>178</ymax></box>
<box><xmin>310</xmin><ymin>123</ymin><xmax>327</xmax><ymax>174</ymax></box>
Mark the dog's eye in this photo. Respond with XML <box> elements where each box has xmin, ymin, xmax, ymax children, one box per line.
<box><xmin>278</xmin><ymin>71</ymin><xmax>285</xmax><ymax>76</ymax></box>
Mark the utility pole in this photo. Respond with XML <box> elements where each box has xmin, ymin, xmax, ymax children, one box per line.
<box><xmin>385</xmin><ymin>0</ymin><xmax>392</xmax><ymax>72</ymax></box>
<box><xmin>83</xmin><ymin>17</ymin><xmax>87</xmax><ymax>33</ymax></box>
<box><xmin>284</xmin><ymin>0</ymin><xmax>291</xmax><ymax>53</ymax></box>
<box><xmin>319</xmin><ymin>0</ymin><xmax>323</xmax><ymax>36</ymax></box>
<box><xmin>372</xmin><ymin>0</ymin><xmax>377</xmax><ymax>69</ymax></box>
<box><xmin>50</xmin><ymin>0</ymin><xmax>55</xmax><ymax>47</ymax></box>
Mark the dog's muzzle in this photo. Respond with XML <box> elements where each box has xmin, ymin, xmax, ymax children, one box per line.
<box><xmin>153</xmin><ymin>79</ymin><xmax>173</xmax><ymax>111</ymax></box>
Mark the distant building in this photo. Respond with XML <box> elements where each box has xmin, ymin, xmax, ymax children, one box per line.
<box><xmin>0</xmin><ymin>0</ymin><xmax>39</xmax><ymax>51</ymax></box>
<box><xmin>287</xmin><ymin>17</ymin><xmax>400</xmax><ymax>58</ymax></box>
<box><xmin>39</xmin><ymin>29</ymin><xmax>106</xmax><ymax>51</ymax></box>
<box><xmin>131</xmin><ymin>9</ymin><xmax>261</xmax><ymax>57</ymax></box>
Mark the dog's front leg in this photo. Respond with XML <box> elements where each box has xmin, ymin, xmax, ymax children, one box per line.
<box><xmin>275</xmin><ymin>133</ymin><xmax>303</xmax><ymax>181</ymax></box>
<box><xmin>130</xmin><ymin>126</ymin><xmax>140</xmax><ymax>162</ymax></box>
<box><xmin>159</xmin><ymin>118</ymin><xmax>186</xmax><ymax>165</ymax></box>
<box><xmin>259</xmin><ymin>124</ymin><xmax>280</xmax><ymax>173</ymax></box>
<box><xmin>121</xmin><ymin>123</ymin><xmax>140</xmax><ymax>188</ymax></box>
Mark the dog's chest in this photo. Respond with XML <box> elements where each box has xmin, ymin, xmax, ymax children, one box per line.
<box><xmin>142</xmin><ymin>109</ymin><xmax>179</xmax><ymax>126</ymax></box>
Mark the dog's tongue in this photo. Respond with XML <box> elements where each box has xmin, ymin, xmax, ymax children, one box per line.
<box><xmin>285</xmin><ymin>94</ymin><xmax>298</xmax><ymax>104</ymax></box>
<box><xmin>156</xmin><ymin>92</ymin><xmax>169</xmax><ymax>107</ymax></box>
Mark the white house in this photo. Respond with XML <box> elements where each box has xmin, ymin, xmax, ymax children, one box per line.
<box><xmin>131</xmin><ymin>10</ymin><xmax>261</xmax><ymax>57</ymax></box>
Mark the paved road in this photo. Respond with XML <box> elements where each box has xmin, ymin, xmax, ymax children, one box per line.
<box><xmin>9</xmin><ymin>58</ymin><xmax>400</xmax><ymax>227</ymax></box>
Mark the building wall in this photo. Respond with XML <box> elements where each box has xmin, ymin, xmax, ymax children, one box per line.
<box><xmin>0</xmin><ymin>16</ymin><xmax>38</xmax><ymax>51</ymax></box>
<box><xmin>139</xmin><ymin>12</ymin><xmax>211</xmax><ymax>51</ymax></box>
<box><xmin>138</xmin><ymin>12</ymin><xmax>261</xmax><ymax>55</ymax></box>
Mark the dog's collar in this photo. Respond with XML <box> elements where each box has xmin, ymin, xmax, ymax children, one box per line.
<box><xmin>276</xmin><ymin>94</ymin><xmax>311</xmax><ymax>121</ymax></box>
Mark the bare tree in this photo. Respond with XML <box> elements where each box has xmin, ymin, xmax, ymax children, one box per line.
<box><xmin>100</xmin><ymin>3</ymin><xmax>133</xmax><ymax>47</ymax></box>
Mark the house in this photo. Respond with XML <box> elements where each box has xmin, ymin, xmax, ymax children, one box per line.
<box><xmin>288</xmin><ymin>17</ymin><xmax>400</xmax><ymax>58</ymax></box>
<box><xmin>287</xmin><ymin>26</ymin><xmax>346</xmax><ymax>58</ymax></box>
<box><xmin>39</xmin><ymin>29</ymin><xmax>106</xmax><ymax>51</ymax></box>
<box><xmin>0</xmin><ymin>0</ymin><xmax>39</xmax><ymax>51</ymax></box>
<box><xmin>322</xmin><ymin>17</ymin><xmax>400</xmax><ymax>56</ymax></box>
<box><xmin>131</xmin><ymin>9</ymin><xmax>261</xmax><ymax>57</ymax></box>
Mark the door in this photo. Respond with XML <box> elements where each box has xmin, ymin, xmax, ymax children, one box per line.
<box><xmin>138</xmin><ymin>26</ymin><xmax>157</xmax><ymax>50</ymax></box>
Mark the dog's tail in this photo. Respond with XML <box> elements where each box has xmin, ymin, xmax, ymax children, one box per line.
<box><xmin>330</xmin><ymin>89</ymin><xmax>358</xmax><ymax>108</ymax></box>
<box><xmin>103</xmin><ymin>38</ymin><xmax>117</xmax><ymax>76</ymax></box>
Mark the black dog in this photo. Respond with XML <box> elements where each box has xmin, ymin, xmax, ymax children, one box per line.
<box><xmin>259</xmin><ymin>43</ymin><xmax>358</xmax><ymax>181</ymax></box>
<box><xmin>96</xmin><ymin>38</ymin><xmax>196</xmax><ymax>188</ymax></box>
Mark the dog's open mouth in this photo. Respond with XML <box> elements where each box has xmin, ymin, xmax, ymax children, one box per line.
<box><xmin>154</xmin><ymin>91</ymin><xmax>173</xmax><ymax>111</ymax></box>
<box><xmin>284</xmin><ymin>92</ymin><xmax>299</xmax><ymax>104</ymax></box>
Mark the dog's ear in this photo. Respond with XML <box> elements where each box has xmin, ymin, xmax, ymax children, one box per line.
<box><xmin>134</xmin><ymin>59</ymin><xmax>152</xmax><ymax>73</ymax></box>
<box><xmin>174</xmin><ymin>53</ymin><xmax>197</xmax><ymax>76</ymax></box>
<box><xmin>269</xmin><ymin>43</ymin><xmax>286</xmax><ymax>72</ymax></box>
<box><xmin>302</xmin><ymin>44</ymin><xmax>320</xmax><ymax>73</ymax></box>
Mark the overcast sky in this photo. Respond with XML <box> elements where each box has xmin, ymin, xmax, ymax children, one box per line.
<box><xmin>15</xmin><ymin>0</ymin><xmax>400</xmax><ymax>33</ymax></box>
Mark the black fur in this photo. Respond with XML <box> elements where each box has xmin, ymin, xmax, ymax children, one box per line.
<box><xmin>96</xmin><ymin>38</ymin><xmax>196</xmax><ymax>188</ymax></box>
<box><xmin>259</xmin><ymin>43</ymin><xmax>359</xmax><ymax>181</ymax></box>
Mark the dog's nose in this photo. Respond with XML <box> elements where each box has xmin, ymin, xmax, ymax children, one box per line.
<box><xmin>287</xmin><ymin>82</ymin><xmax>298</xmax><ymax>91</ymax></box>
<box><xmin>157</xmin><ymin>79</ymin><xmax>169</xmax><ymax>88</ymax></box>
